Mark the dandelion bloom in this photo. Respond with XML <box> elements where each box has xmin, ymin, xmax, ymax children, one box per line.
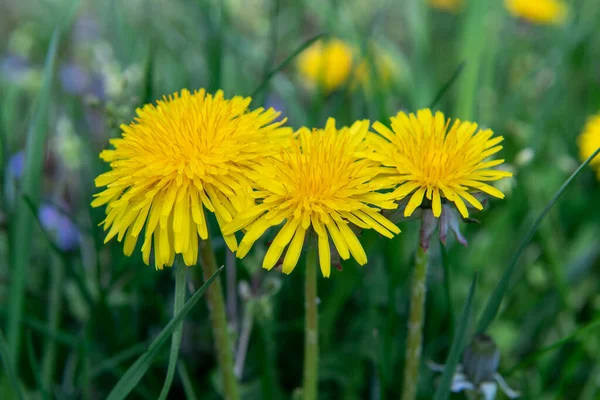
<box><xmin>428</xmin><ymin>0</ymin><xmax>463</xmax><ymax>12</ymax></box>
<box><xmin>368</xmin><ymin>109</ymin><xmax>512</xmax><ymax>219</ymax></box>
<box><xmin>352</xmin><ymin>49</ymin><xmax>398</xmax><ymax>92</ymax></box>
<box><xmin>223</xmin><ymin>119</ymin><xmax>400</xmax><ymax>278</ymax></box>
<box><xmin>92</xmin><ymin>89</ymin><xmax>291</xmax><ymax>269</ymax></box>
<box><xmin>504</xmin><ymin>0</ymin><xmax>567</xmax><ymax>25</ymax></box>
<box><xmin>578</xmin><ymin>113</ymin><xmax>600</xmax><ymax>179</ymax></box>
<box><xmin>297</xmin><ymin>38</ymin><xmax>353</xmax><ymax>93</ymax></box>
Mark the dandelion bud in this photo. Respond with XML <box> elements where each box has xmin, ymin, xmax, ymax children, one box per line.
<box><xmin>462</xmin><ymin>334</ymin><xmax>500</xmax><ymax>385</ymax></box>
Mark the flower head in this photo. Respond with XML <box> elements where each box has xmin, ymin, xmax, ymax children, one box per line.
<box><xmin>368</xmin><ymin>109</ymin><xmax>512</xmax><ymax>219</ymax></box>
<box><xmin>297</xmin><ymin>38</ymin><xmax>354</xmax><ymax>93</ymax></box>
<box><xmin>578</xmin><ymin>113</ymin><xmax>600</xmax><ymax>179</ymax></box>
<box><xmin>223</xmin><ymin>119</ymin><xmax>400</xmax><ymax>277</ymax></box>
<box><xmin>352</xmin><ymin>48</ymin><xmax>398</xmax><ymax>92</ymax></box>
<box><xmin>429</xmin><ymin>0</ymin><xmax>463</xmax><ymax>12</ymax></box>
<box><xmin>504</xmin><ymin>0</ymin><xmax>567</xmax><ymax>25</ymax></box>
<box><xmin>92</xmin><ymin>89</ymin><xmax>291</xmax><ymax>269</ymax></box>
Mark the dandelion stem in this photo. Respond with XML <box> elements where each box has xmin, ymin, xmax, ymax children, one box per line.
<box><xmin>226</xmin><ymin>249</ymin><xmax>238</xmax><ymax>334</ymax></box>
<box><xmin>402</xmin><ymin>219</ymin><xmax>429</xmax><ymax>400</ymax></box>
<box><xmin>199</xmin><ymin>237</ymin><xmax>240</xmax><ymax>400</ymax></box>
<box><xmin>303</xmin><ymin>242</ymin><xmax>319</xmax><ymax>400</ymax></box>
<box><xmin>158</xmin><ymin>262</ymin><xmax>187</xmax><ymax>400</ymax></box>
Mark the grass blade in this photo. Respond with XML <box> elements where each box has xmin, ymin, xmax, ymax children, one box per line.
<box><xmin>88</xmin><ymin>341</ymin><xmax>150</xmax><ymax>381</ymax></box>
<box><xmin>250</xmin><ymin>32</ymin><xmax>327</xmax><ymax>99</ymax></box>
<box><xmin>106</xmin><ymin>265</ymin><xmax>223</xmax><ymax>400</ymax></box>
<box><xmin>428</xmin><ymin>62</ymin><xmax>465</xmax><ymax>109</ymax></box>
<box><xmin>178</xmin><ymin>361</ymin><xmax>199</xmax><ymax>400</ymax></box>
<box><xmin>158</xmin><ymin>264</ymin><xmax>187</xmax><ymax>400</ymax></box>
<box><xmin>25</xmin><ymin>331</ymin><xmax>50</xmax><ymax>400</ymax></box>
<box><xmin>0</xmin><ymin>329</ymin><xmax>24</xmax><ymax>400</ymax></box>
<box><xmin>433</xmin><ymin>272</ymin><xmax>478</xmax><ymax>400</ymax></box>
<box><xmin>5</xmin><ymin>28</ymin><xmax>61</xmax><ymax>376</ymax></box>
<box><xmin>477</xmin><ymin>147</ymin><xmax>600</xmax><ymax>334</ymax></box>
<box><xmin>504</xmin><ymin>315</ymin><xmax>600</xmax><ymax>376</ymax></box>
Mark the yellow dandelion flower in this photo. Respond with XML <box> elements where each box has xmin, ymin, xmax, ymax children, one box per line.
<box><xmin>297</xmin><ymin>38</ymin><xmax>354</xmax><ymax>93</ymax></box>
<box><xmin>223</xmin><ymin>119</ymin><xmax>400</xmax><ymax>278</ymax></box>
<box><xmin>504</xmin><ymin>0</ymin><xmax>567</xmax><ymax>25</ymax></box>
<box><xmin>352</xmin><ymin>49</ymin><xmax>398</xmax><ymax>92</ymax></box>
<box><xmin>92</xmin><ymin>89</ymin><xmax>292</xmax><ymax>269</ymax></box>
<box><xmin>368</xmin><ymin>109</ymin><xmax>513</xmax><ymax>219</ymax></box>
<box><xmin>578</xmin><ymin>113</ymin><xmax>600</xmax><ymax>179</ymax></box>
<box><xmin>429</xmin><ymin>0</ymin><xmax>463</xmax><ymax>12</ymax></box>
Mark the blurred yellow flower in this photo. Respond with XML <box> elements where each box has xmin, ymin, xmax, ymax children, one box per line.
<box><xmin>429</xmin><ymin>0</ymin><xmax>463</xmax><ymax>12</ymax></box>
<box><xmin>352</xmin><ymin>50</ymin><xmax>398</xmax><ymax>92</ymax></box>
<box><xmin>92</xmin><ymin>89</ymin><xmax>291</xmax><ymax>269</ymax></box>
<box><xmin>578</xmin><ymin>113</ymin><xmax>600</xmax><ymax>179</ymax></box>
<box><xmin>223</xmin><ymin>119</ymin><xmax>400</xmax><ymax>277</ymax></box>
<box><xmin>297</xmin><ymin>39</ymin><xmax>354</xmax><ymax>93</ymax></box>
<box><xmin>504</xmin><ymin>0</ymin><xmax>567</xmax><ymax>25</ymax></box>
<box><xmin>368</xmin><ymin>109</ymin><xmax>512</xmax><ymax>218</ymax></box>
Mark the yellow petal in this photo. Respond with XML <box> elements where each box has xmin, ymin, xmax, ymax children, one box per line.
<box><xmin>404</xmin><ymin>187</ymin><xmax>426</xmax><ymax>217</ymax></box>
<box><xmin>337</xmin><ymin>221</ymin><xmax>367</xmax><ymax>265</ymax></box>
<box><xmin>282</xmin><ymin>226</ymin><xmax>307</xmax><ymax>274</ymax></box>
<box><xmin>325</xmin><ymin>221</ymin><xmax>350</xmax><ymax>260</ymax></box>
<box><xmin>318</xmin><ymin>234</ymin><xmax>331</xmax><ymax>278</ymax></box>
<box><xmin>263</xmin><ymin>220</ymin><xmax>300</xmax><ymax>270</ymax></box>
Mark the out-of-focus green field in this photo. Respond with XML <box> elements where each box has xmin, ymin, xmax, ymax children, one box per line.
<box><xmin>1</xmin><ymin>0</ymin><xmax>599</xmax><ymax>399</ymax></box>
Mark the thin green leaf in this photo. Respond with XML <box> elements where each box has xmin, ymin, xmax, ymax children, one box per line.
<box><xmin>22</xmin><ymin>317</ymin><xmax>80</xmax><ymax>348</ymax></box>
<box><xmin>178</xmin><ymin>361</ymin><xmax>199</xmax><ymax>400</ymax></box>
<box><xmin>158</xmin><ymin>264</ymin><xmax>187</xmax><ymax>400</ymax></box>
<box><xmin>0</xmin><ymin>329</ymin><xmax>24</xmax><ymax>400</ymax></box>
<box><xmin>88</xmin><ymin>341</ymin><xmax>150</xmax><ymax>380</ymax></box>
<box><xmin>251</xmin><ymin>32</ymin><xmax>328</xmax><ymax>99</ymax></box>
<box><xmin>106</xmin><ymin>265</ymin><xmax>223</xmax><ymax>400</ymax></box>
<box><xmin>504</xmin><ymin>315</ymin><xmax>600</xmax><ymax>376</ymax></box>
<box><xmin>428</xmin><ymin>62</ymin><xmax>465</xmax><ymax>109</ymax></box>
<box><xmin>6</xmin><ymin>28</ymin><xmax>61</xmax><ymax>372</ymax></box>
<box><xmin>433</xmin><ymin>273</ymin><xmax>478</xmax><ymax>400</ymax></box>
<box><xmin>477</xmin><ymin>147</ymin><xmax>600</xmax><ymax>334</ymax></box>
<box><xmin>25</xmin><ymin>331</ymin><xmax>50</xmax><ymax>400</ymax></box>
<box><xmin>440</xmin><ymin>244</ymin><xmax>455</xmax><ymax>339</ymax></box>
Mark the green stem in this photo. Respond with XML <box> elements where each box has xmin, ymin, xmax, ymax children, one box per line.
<box><xmin>402</xmin><ymin>222</ymin><xmax>429</xmax><ymax>400</ymax></box>
<box><xmin>158</xmin><ymin>262</ymin><xmax>187</xmax><ymax>400</ymax></box>
<box><xmin>198</xmin><ymin>237</ymin><xmax>240</xmax><ymax>400</ymax></box>
<box><xmin>303</xmin><ymin>242</ymin><xmax>318</xmax><ymax>400</ymax></box>
<box><xmin>41</xmin><ymin>253</ymin><xmax>65</xmax><ymax>389</ymax></box>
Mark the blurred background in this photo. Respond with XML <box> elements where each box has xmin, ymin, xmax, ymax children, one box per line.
<box><xmin>1</xmin><ymin>0</ymin><xmax>600</xmax><ymax>398</ymax></box>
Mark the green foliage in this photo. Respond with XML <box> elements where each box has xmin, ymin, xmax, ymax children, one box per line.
<box><xmin>1</xmin><ymin>0</ymin><xmax>600</xmax><ymax>399</ymax></box>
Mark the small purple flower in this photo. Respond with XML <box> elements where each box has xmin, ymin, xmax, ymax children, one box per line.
<box><xmin>265</xmin><ymin>95</ymin><xmax>285</xmax><ymax>122</ymax></box>
<box><xmin>60</xmin><ymin>63</ymin><xmax>91</xmax><ymax>95</ymax></box>
<box><xmin>8</xmin><ymin>151</ymin><xmax>25</xmax><ymax>179</ymax></box>
<box><xmin>1</xmin><ymin>55</ymin><xmax>30</xmax><ymax>83</ymax></box>
<box><xmin>39</xmin><ymin>204</ymin><xmax>80</xmax><ymax>252</ymax></box>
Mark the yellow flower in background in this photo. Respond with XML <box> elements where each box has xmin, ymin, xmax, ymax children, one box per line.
<box><xmin>578</xmin><ymin>113</ymin><xmax>600</xmax><ymax>179</ymax></box>
<box><xmin>92</xmin><ymin>89</ymin><xmax>292</xmax><ymax>269</ymax></box>
<box><xmin>297</xmin><ymin>38</ymin><xmax>354</xmax><ymax>93</ymax></box>
<box><xmin>368</xmin><ymin>109</ymin><xmax>512</xmax><ymax>218</ymax></box>
<box><xmin>352</xmin><ymin>50</ymin><xmax>398</xmax><ymax>92</ymax></box>
<box><xmin>428</xmin><ymin>0</ymin><xmax>463</xmax><ymax>12</ymax></box>
<box><xmin>504</xmin><ymin>0</ymin><xmax>567</xmax><ymax>25</ymax></box>
<box><xmin>223</xmin><ymin>119</ymin><xmax>400</xmax><ymax>278</ymax></box>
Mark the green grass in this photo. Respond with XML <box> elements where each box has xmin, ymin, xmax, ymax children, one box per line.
<box><xmin>1</xmin><ymin>0</ymin><xmax>600</xmax><ymax>399</ymax></box>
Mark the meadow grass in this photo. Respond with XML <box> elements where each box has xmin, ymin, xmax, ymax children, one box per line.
<box><xmin>1</xmin><ymin>0</ymin><xmax>600</xmax><ymax>399</ymax></box>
